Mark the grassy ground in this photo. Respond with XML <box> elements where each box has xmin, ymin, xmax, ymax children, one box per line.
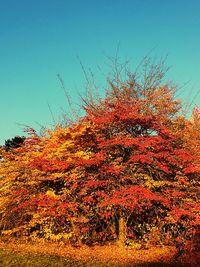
<box><xmin>0</xmin><ymin>249</ymin><xmax>192</xmax><ymax>267</ymax></box>
<box><xmin>0</xmin><ymin>248</ymin><xmax>131</xmax><ymax>267</ymax></box>
<box><xmin>0</xmin><ymin>240</ymin><xmax>194</xmax><ymax>267</ymax></box>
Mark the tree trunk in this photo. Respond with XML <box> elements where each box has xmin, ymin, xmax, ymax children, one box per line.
<box><xmin>71</xmin><ymin>221</ymin><xmax>81</xmax><ymax>246</ymax></box>
<box><xmin>117</xmin><ymin>215</ymin><xmax>127</xmax><ymax>247</ymax></box>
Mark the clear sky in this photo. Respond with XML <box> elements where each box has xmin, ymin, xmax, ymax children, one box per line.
<box><xmin>0</xmin><ymin>0</ymin><xmax>200</xmax><ymax>144</ymax></box>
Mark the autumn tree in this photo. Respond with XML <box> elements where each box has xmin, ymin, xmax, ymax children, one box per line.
<box><xmin>0</xmin><ymin>58</ymin><xmax>199</xmax><ymax>259</ymax></box>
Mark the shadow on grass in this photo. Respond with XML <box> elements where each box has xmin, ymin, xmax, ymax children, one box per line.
<box><xmin>135</xmin><ymin>264</ymin><xmax>192</xmax><ymax>267</ymax></box>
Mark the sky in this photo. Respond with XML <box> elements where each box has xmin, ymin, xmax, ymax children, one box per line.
<box><xmin>0</xmin><ymin>0</ymin><xmax>200</xmax><ymax>144</ymax></box>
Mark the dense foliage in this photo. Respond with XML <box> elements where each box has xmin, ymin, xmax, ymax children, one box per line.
<box><xmin>0</xmin><ymin>61</ymin><xmax>199</xmax><ymax>263</ymax></box>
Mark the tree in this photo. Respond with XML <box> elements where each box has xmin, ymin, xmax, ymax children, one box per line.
<box><xmin>4</xmin><ymin>136</ymin><xmax>25</xmax><ymax>151</ymax></box>
<box><xmin>0</xmin><ymin>59</ymin><xmax>199</xmax><ymax>258</ymax></box>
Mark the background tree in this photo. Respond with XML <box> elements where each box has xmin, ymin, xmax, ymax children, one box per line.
<box><xmin>4</xmin><ymin>136</ymin><xmax>25</xmax><ymax>151</ymax></box>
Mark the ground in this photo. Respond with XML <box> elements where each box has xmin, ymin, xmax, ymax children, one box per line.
<box><xmin>0</xmin><ymin>239</ymin><xmax>196</xmax><ymax>267</ymax></box>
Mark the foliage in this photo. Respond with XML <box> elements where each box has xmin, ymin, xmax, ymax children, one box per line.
<box><xmin>0</xmin><ymin>59</ymin><xmax>199</xmax><ymax>265</ymax></box>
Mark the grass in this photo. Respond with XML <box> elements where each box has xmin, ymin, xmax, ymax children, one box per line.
<box><xmin>0</xmin><ymin>249</ymin><xmax>193</xmax><ymax>267</ymax></box>
<box><xmin>0</xmin><ymin>239</ymin><xmax>194</xmax><ymax>267</ymax></box>
<box><xmin>0</xmin><ymin>248</ymin><xmax>133</xmax><ymax>267</ymax></box>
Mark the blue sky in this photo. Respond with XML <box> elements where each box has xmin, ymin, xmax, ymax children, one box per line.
<box><xmin>0</xmin><ymin>0</ymin><xmax>200</xmax><ymax>144</ymax></box>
